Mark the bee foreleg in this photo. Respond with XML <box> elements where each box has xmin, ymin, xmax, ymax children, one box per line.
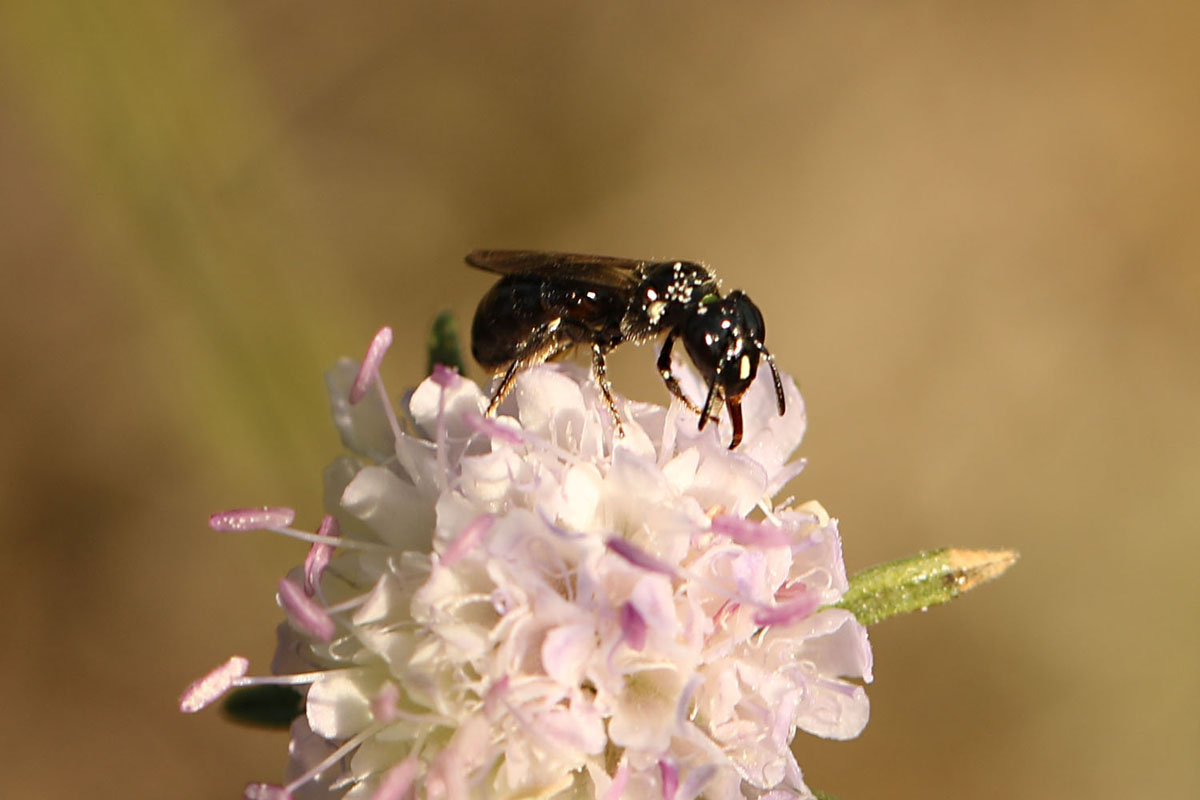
<box><xmin>656</xmin><ymin>332</ymin><xmax>720</xmax><ymax>423</ymax></box>
<box><xmin>697</xmin><ymin>360</ymin><xmax>724</xmax><ymax>432</ymax></box>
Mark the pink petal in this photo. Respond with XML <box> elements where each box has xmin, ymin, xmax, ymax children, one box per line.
<box><xmin>606</xmin><ymin>537</ymin><xmax>676</xmax><ymax>576</ymax></box>
<box><xmin>659</xmin><ymin>761</ymin><xmax>679</xmax><ymax>800</ymax></box>
<box><xmin>710</xmin><ymin>514</ymin><xmax>790</xmax><ymax>548</ymax></box>
<box><xmin>542</xmin><ymin>624</ymin><xmax>594</xmax><ymax>686</ymax></box>
<box><xmin>371</xmin><ymin>683</ymin><xmax>400</xmax><ymax>724</ymax></box>
<box><xmin>483</xmin><ymin>675</ymin><xmax>510</xmax><ymax>716</ymax></box>
<box><xmin>618</xmin><ymin>602</ymin><xmax>647</xmax><ymax>651</ymax></box>
<box><xmin>603</xmin><ymin>761</ymin><xmax>629</xmax><ymax>800</ymax></box>
<box><xmin>461</xmin><ymin>410</ymin><xmax>525</xmax><ymax>445</ymax></box>
<box><xmin>370</xmin><ymin>757</ymin><xmax>419</xmax><ymax>800</ymax></box>
<box><xmin>753</xmin><ymin>593</ymin><xmax>819</xmax><ymax>627</ymax></box>
<box><xmin>441</xmin><ymin>514</ymin><xmax>494</xmax><ymax>567</ymax></box>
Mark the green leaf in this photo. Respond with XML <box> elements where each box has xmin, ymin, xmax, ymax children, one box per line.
<box><xmin>427</xmin><ymin>311</ymin><xmax>465</xmax><ymax>376</ymax></box>
<box><xmin>836</xmin><ymin>547</ymin><xmax>1018</xmax><ymax>626</ymax></box>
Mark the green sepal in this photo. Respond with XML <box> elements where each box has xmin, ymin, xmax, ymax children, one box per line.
<box><xmin>836</xmin><ymin>547</ymin><xmax>1018</xmax><ymax>627</ymax></box>
<box><xmin>426</xmin><ymin>311</ymin><xmax>465</xmax><ymax>376</ymax></box>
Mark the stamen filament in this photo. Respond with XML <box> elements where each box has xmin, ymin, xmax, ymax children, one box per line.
<box><xmin>282</xmin><ymin>723</ymin><xmax>384</xmax><ymax>796</ymax></box>
<box><xmin>277</xmin><ymin>526</ymin><xmax>393</xmax><ymax>553</ymax></box>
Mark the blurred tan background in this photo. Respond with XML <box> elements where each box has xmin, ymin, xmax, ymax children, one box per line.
<box><xmin>2</xmin><ymin>2</ymin><xmax>1197</xmax><ymax>798</ymax></box>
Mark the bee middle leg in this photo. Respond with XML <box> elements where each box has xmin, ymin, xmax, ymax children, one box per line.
<box><xmin>590</xmin><ymin>343</ymin><xmax>624</xmax><ymax>437</ymax></box>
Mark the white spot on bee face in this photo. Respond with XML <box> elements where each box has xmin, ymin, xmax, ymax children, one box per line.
<box><xmin>645</xmin><ymin>288</ymin><xmax>659</xmax><ymax>301</ymax></box>
<box><xmin>721</xmin><ymin>319</ymin><xmax>732</xmax><ymax>330</ymax></box>
<box><xmin>586</xmin><ymin>290</ymin><xmax>597</xmax><ymax>300</ymax></box>
<box><xmin>548</xmin><ymin>318</ymin><xmax>562</xmax><ymax>332</ymax></box>
<box><xmin>739</xmin><ymin>354</ymin><xmax>752</xmax><ymax>379</ymax></box>
<box><xmin>705</xmin><ymin>333</ymin><xmax>715</xmax><ymax>346</ymax></box>
<box><xmin>647</xmin><ymin>300</ymin><xmax>667</xmax><ymax>323</ymax></box>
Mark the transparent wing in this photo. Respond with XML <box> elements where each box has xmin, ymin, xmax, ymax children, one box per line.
<box><xmin>464</xmin><ymin>250</ymin><xmax>646</xmax><ymax>290</ymax></box>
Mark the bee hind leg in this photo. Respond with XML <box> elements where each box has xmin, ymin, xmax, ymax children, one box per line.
<box><xmin>485</xmin><ymin>325</ymin><xmax>570</xmax><ymax>416</ymax></box>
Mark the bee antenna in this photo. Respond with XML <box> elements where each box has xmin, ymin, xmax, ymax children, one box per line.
<box><xmin>759</xmin><ymin>343</ymin><xmax>786</xmax><ymax>417</ymax></box>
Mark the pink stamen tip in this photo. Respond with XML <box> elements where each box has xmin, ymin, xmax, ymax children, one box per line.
<box><xmin>278</xmin><ymin>578</ymin><xmax>336</xmax><ymax>642</ymax></box>
<box><xmin>243</xmin><ymin>784</ymin><xmax>291</xmax><ymax>800</ymax></box>
<box><xmin>315</xmin><ymin>513</ymin><xmax>341</xmax><ymax>539</ymax></box>
<box><xmin>431</xmin><ymin>363</ymin><xmax>461</xmax><ymax>388</ymax></box>
<box><xmin>350</xmin><ymin>326</ymin><xmax>393</xmax><ymax>404</ymax></box>
<box><xmin>658</xmin><ymin>761</ymin><xmax>679</xmax><ymax>800</ymax></box>
<box><xmin>179</xmin><ymin>655</ymin><xmax>250</xmax><ymax>713</ymax></box>
<box><xmin>303</xmin><ymin>516</ymin><xmax>341</xmax><ymax>595</ymax></box>
<box><xmin>752</xmin><ymin>593</ymin><xmax>819</xmax><ymax>627</ymax></box>
<box><xmin>462</xmin><ymin>411</ymin><xmax>524</xmax><ymax>445</ymax></box>
<box><xmin>371</xmin><ymin>683</ymin><xmax>400</xmax><ymax>724</ymax></box>
<box><xmin>441</xmin><ymin>514</ymin><xmax>494</xmax><ymax>567</ymax></box>
<box><xmin>370</xmin><ymin>757</ymin><xmax>420</xmax><ymax>800</ymax></box>
<box><xmin>483</xmin><ymin>675</ymin><xmax>510</xmax><ymax>716</ymax></box>
<box><xmin>619</xmin><ymin>601</ymin><xmax>648</xmax><ymax>651</ymax></box>
<box><xmin>209</xmin><ymin>507</ymin><xmax>296</xmax><ymax>532</ymax></box>
<box><xmin>710</xmin><ymin>515</ymin><xmax>790</xmax><ymax>548</ymax></box>
<box><xmin>606</xmin><ymin>537</ymin><xmax>675</xmax><ymax>576</ymax></box>
<box><xmin>604</xmin><ymin>761</ymin><xmax>630</xmax><ymax>800</ymax></box>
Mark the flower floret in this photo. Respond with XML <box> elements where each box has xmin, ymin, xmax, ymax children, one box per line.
<box><xmin>207</xmin><ymin>339</ymin><xmax>870</xmax><ymax>800</ymax></box>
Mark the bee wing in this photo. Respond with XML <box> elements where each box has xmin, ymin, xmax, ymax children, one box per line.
<box><xmin>465</xmin><ymin>250</ymin><xmax>645</xmax><ymax>290</ymax></box>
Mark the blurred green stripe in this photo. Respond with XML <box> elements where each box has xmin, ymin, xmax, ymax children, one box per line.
<box><xmin>0</xmin><ymin>1</ymin><xmax>347</xmax><ymax>488</ymax></box>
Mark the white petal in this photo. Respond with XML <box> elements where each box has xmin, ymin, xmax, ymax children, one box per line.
<box><xmin>556</xmin><ymin>463</ymin><xmax>603</xmax><ymax>531</ymax></box>
<box><xmin>408</xmin><ymin>371</ymin><xmax>487</xmax><ymax>440</ymax></box>
<box><xmin>325</xmin><ymin>359</ymin><xmax>395</xmax><ymax>462</ymax></box>
<box><xmin>608</xmin><ymin>666</ymin><xmax>687</xmax><ymax>751</ymax></box>
<box><xmin>794</xmin><ymin>677</ymin><xmax>870</xmax><ymax>741</ymax></box>
<box><xmin>458</xmin><ymin>448</ymin><xmax>528</xmax><ymax>507</ymax></box>
<box><xmin>690</xmin><ymin>448</ymin><xmax>768</xmax><ymax>517</ymax></box>
<box><xmin>736</xmin><ymin>371</ymin><xmax>807</xmax><ymax>470</ymax></box>
<box><xmin>661</xmin><ymin>447</ymin><xmax>700</xmax><ymax>492</ymax></box>
<box><xmin>341</xmin><ymin>466</ymin><xmax>435</xmax><ymax>550</ymax></box>
<box><xmin>306</xmin><ymin>670</ymin><xmax>375</xmax><ymax>739</ymax></box>
<box><xmin>629</xmin><ymin>574</ymin><xmax>678</xmax><ymax>634</ymax></box>
<box><xmin>352</xmin><ymin>572</ymin><xmax>408</xmax><ymax>627</ymax></box>
<box><xmin>541</xmin><ymin>623</ymin><xmax>596</xmax><ymax>686</ymax></box>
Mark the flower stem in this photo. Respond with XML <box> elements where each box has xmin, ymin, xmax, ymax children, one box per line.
<box><xmin>836</xmin><ymin>548</ymin><xmax>1018</xmax><ymax>626</ymax></box>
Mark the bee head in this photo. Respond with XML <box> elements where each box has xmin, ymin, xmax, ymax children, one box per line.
<box><xmin>682</xmin><ymin>290</ymin><xmax>784</xmax><ymax>448</ymax></box>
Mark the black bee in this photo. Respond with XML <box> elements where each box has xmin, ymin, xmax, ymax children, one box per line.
<box><xmin>467</xmin><ymin>249</ymin><xmax>785</xmax><ymax>449</ymax></box>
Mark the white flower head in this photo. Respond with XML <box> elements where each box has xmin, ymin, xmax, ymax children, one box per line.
<box><xmin>187</xmin><ymin>327</ymin><xmax>872</xmax><ymax>800</ymax></box>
